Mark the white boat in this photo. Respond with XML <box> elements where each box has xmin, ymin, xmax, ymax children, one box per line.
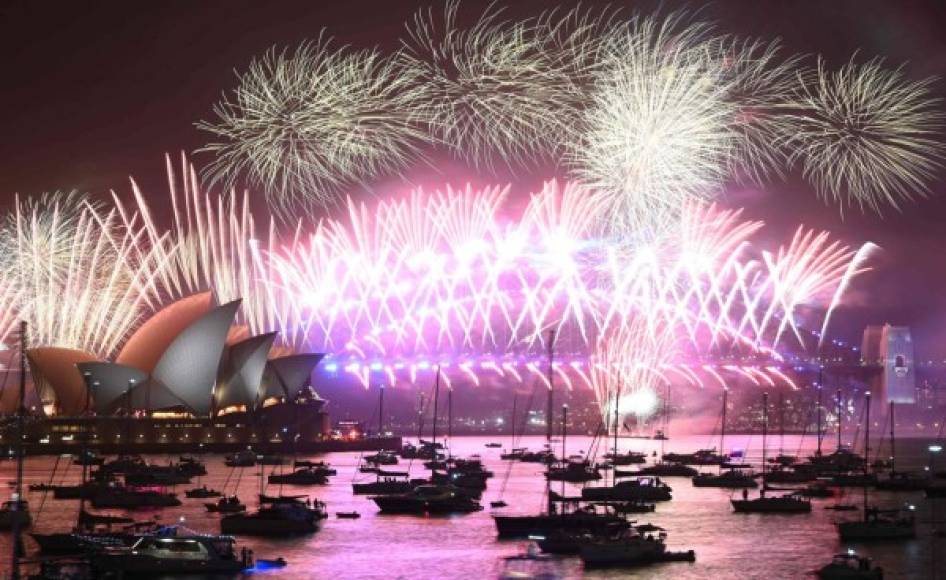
<box><xmin>817</xmin><ymin>551</ymin><xmax>883</xmax><ymax>579</ymax></box>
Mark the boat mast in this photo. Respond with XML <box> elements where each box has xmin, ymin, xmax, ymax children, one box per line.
<box><xmin>662</xmin><ymin>382</ymin><xmax>669</xmax><ymax>458</ymax></box>
<box><xmin>79</xmin><ymin>371</ymin><xmax>94</xmax><ymax>526</ymax></box>
<box><xmin>719</xmin><ymin>388</ymin><xmax>727</xmax><ymax>473</ymax></box>
<box><xmin>761</xmin><ymin>392</ymin><xmax>768</xmax><ymax>488</ymax></box>
<box><xmin>836</xmin><ymin>388</ymin><xmax>842</xmax><ymax>452</ymax></box>
<box><xmin>779</xmin><ymin>392</ymin><xmax>785</xmax><ymax>458</ymax></box>
<box><xmin>416</xmin><ymin>394</ymin><xmax>425</xmax><ymax>444</ymax></box>
<box><xmin>10</xmin><ymin>321</ymin><xmax>26</xmax><ymax>580</ymax></box>
<box><xmin>816</xmin><ymin>379</ymin><xmax>823</xmax><ymax>457</ymax></box>
<box><xmin>889</xmin><ymin>401</ymin><xmax>895</xmax><ymax>474</ymax></box>
<box><xmin>378</xmin><ymin>384</ymin><xmax>385</xmax><ymax>437</ymax></box>
<box><xmin>561</xmin><ymin>404</ymin><xmax>567</xmax><ymax>505</ymax></box>
<box><xmin>864</xmin><ymin>391</ymin><xmax>871</xmax><ymax>516</ymax></box>
<box><xmin>510</xmin><ymin>395</ymin><xmax>516</xmax><ymax>450</ymax></box>
<box><xmin>546</xmin><ymin>330</ymin><xmax>555</xmax><ymax>446</ymax></box>
<box><xmin>447</xmin><ymin>386</ymin><xmax>452</xmax><ymax>460</ymax></box>
<box><xmin>613</xmin><ymin>381</ymin><xmax>620</xmax><ymax>466</ymax></box>
<box><xmin>431</xmin><ymin>366</ymin><xmax>441</xmax><ymax>452</ymax></box>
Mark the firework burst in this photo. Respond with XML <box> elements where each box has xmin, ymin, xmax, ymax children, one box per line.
<box><xmin>198</xmin><ymin>38</ymin><xmax>428</xmax><ymax>213</ymax></box>
<box><xmin>566</xmin><ymin>13</ymin><xmax>734</xmax><ymax>237</ymax></box>
<box><xmin>400</xmin><ymin>1</ymin><xmax>581</xmax><ymax>169</ymax></box>
<box><xmin>786</xmin><ymin>57</ymin><xmax>945</xmax><ymax>212</ymax></box>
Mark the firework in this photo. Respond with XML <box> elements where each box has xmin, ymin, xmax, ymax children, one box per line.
<box><xmin>198</xmin><ymin>39</ymin><xmax>428</xmax><ymax>213</ymax></box>
<box><xmin>400</xmin><ymin>1</ymin><xmax>580</xmax><ymax>169</ymax></box>
<box><xmin>786</xmin><ymin>58</ymin><xmax>945</xmax><ymax>212</ymax></box>
<box><xmin>590</xmin><ymin>318</ymin><xmax>676</xmax><ymax>421</ymax></box>
<box><xmin>566</xmin><ymin>13</ymin><xmax>735</xmax><ymax>237</ymax></box>
<box><xmin>0</xmin><ymin>192</ymin><xmax>163</xmax><ymax>356</ymax></box>
<box><xmin>0</xmin><ymin>159</ymin><xmax>875</xmax><ymax>414</ymax></box>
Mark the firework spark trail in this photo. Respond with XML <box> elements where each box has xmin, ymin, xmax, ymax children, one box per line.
<box><xmin>0</xmin><ymin>161</ymin><xmax>875</xmax><ymax>417</ymax></box>
<box><xmin>0</xmin><ymin>192</ymin><xmax>163</xmax><ymax>356</ymax></box>
<box><xmin>590</xmin><ymin>318</ymin><xmax>676</xmax><ymax>421</ymax></box>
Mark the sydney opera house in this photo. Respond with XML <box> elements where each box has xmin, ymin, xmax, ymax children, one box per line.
<box><xmin>0</xmin><ymin>292</ymin><xmax>389</xmax><ymax>454</ymax></box>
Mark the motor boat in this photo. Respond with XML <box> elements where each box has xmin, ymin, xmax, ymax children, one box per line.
<box><xmin>731</xmin><ymin>490</ymin><xmax>811</xmax><ymax>513</ymax></box>
<box><xmin>224</xmin><ymin>450</ymin><xmax>257</xmax><ymax>468</ymax></box>
<box><xmin>91</xmin><ymin>488</ymin><xmax>181</xmax><ymax>509</ymax></box>
<box><xmin>581</xmin><ymin>477</ymin><xmax>672</xmax><ymax>502</ymax></box>
<box><xmin>493</xmin><ymin>501</ymin><xmax>628</xmax><ymax>539</ymax></box>
<box><xmin>546</xmin><ymin>460</ymin><xmax>602</xmax><ymax>483</ymax></box>
<box><xmin>603</xmin><ymin>451</ymin><xmax>647</xmax><ymax>466</ymax></box>
<box><xmin>623</xmin><ymin>463</ymin><xmax>698</xmax><ymax>478</ymax></box>
<box><xmin>268</xmin><ymin>467</ymin><xmax>329</xmax><ymax>485</ymax></box>
<box><xmin>220</xmin><ymin>496</ymin><xmax>326</xmax><ymax>536</ymax></box>
<box><xmin>692</xmin><ymin>470</ymin><xmax>759</xmax><ymax>488</ymax></box>
<box><xmin>352</xmin><ymin>470</ymin><xmax>412</xmax><ymax>495</ymax></box>
<box><xmin>372</xmin><ymin>484</ymin><xmax>482</xmax><ymax>514</ymax></box>
<box><xmin>92</xmin><ymin>533</ymin><xmax>253</xmax><ymax>574</ymax></box>
<box><xmin>205</xmin><ymin>496</ymin><xmax>246</xmax><ymax>513</ymax></box>
<box><xmin>185</xmin><ymin>485</ymin><xmax>222</xmax><ymax>499</ymax></box>
<box><xmin>0</xmin><ymin>498</ymin><xmax>30</xmax><ymax>530</ymax></box>
<box><xmin>816</xmin><ymin>550</ymin><xmax>883</xmax><ymax>579</ymax></box>
<box><xmin>837</xmin><ymin>506</ymin><xmax>915</xmax><ymax>541</ymax></box>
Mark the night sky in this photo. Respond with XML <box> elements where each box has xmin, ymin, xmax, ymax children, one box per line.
<box><xmin>3</xmin><ymin>0</ymin><xmax>946</xmax><ymax>356</ymax></box>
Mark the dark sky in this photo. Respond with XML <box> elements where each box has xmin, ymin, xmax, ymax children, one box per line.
<box><xmin>2</xmin><ymin>0</ymin><xmax>946</xmax><ymax>355</ymax></box>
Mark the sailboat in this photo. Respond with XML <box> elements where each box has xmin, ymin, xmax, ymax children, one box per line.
<box><xmin>693</xmin><ymin>388</ymin><xmax>757</xmax><ymax>489</ymax></box>
<box><xmin>373</xmin><ymin>366</ymin><xmax>482</xmax><ymax>515</ymax></box>
<box><xmin>494</xmin><ymin>332</ymin><xmax>625</xmax><ymax>538</ymax></box>
<box><xmin>875</xmin><ymin>401</ymin><xmax>929</xmax><ymax>491</ymax></box>
<box><xmin>837</xmin><ymin>391</ymin><xmax>915</xmax><ymax>540</ymax></box>
<box><xmin>581</xmin><ymin>388</ymin><xmax>670</xmax><ymax>501</ymax></box>
<box><xmin>731</xmin><ymin>392</ymin><xmax>811</xmax><ymax>513</ymax></box>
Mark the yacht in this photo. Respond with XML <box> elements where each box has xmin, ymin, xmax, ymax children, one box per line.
<box><xmin>624</xmin><ymin>463</ymin><xmax>698</xmax><ymax>478</ymax></box>
<box><xmin>268</xmin><ymin>467</ymin><xmax>329</xmax><ymax>485</ymax></box>
<box><xmin>838</xmin><ymin>506</ymin><xmax>916</xmax><ymax>541</ymax></box>
<box><xmin>662</xmin><ymin>449</ymin><xmax>727</xmax><ymax>466</ymax></box>
<box><xmin>92</xmin><ymin>534</ymin><xmax>253</xmax><ymax>574</ymax></box>
<box><xmin>692</xmin><ymin>469</ymin><xmax>758</xmax><ymax>488</ymax></box>
<box><xmin>603</xmin><ymin>451</ymin><xmax>647</xmax><ymax>466</ymax></box>
<box><xmin>817</xmin><ymin>551</ymin><xmax>884</xmax><ymax>579</ymax></box>
<box><xmin>578</xmin><ymin>527</ymin><xmax>667</xmax><ymax>567</ymax></box>
<box><xmin>546</xmin><ymin>460</ymin><xmax>602</xmax><ymax>483</ymax></box>
<box><xmin>372</xmin><ymin>484</ymin><xmax>482</xmax><ymax>514</ymax></box>
<box><xmin>363</xmin><ymin>451</ymin><xmax>399</xmax><ymax>465</ymax></box>
<box><xmin>493</xmin><ymin>502</ymin><xmax>628</xmax><ymax>539</ymax></box>
<box><xmin>581</xmin><ymin>477</ymin><xmax>672</xmax><ymax>502</ymax></box>
<box><xmin>91</xmin><ymin>488</ymin><xmax>181</xmax><ymax>509</ymax></box>
<box><xmin>0</xmin><ymin>498</ymin><xmax>31</xmax><ymax>530</ymax></box>
<box><xmin>30</xmin><ymin>511</ymin><xmax>141</xmax><ymax>555</ymax></box>
<box><xmin>224</xmin><ymin>449</ymin><xmax>257</xmax><ymax>467</ymax></box>
<box><xmin>220</xmin><ymin>496</ymin><xmax>326</xmax><ymax>536</ymax></box>
<box><xmin>352</xmin><ymin>470</ymin><xmax>412</xmax><ymax>495</ymax></box>
<box><xmin>205</xmin><ymin>496</ymin><xmax>247</xmax><ymax>513</ymax></box>
<box><xmin>731</xmin><ymin>490</ymin><xmax>811</xmax><ymax>513</ymax></box>
<box><xmin>185</xmin><ymin>485</ymin><xmax>222</xmax><ymax>498</ymax></box>
<box><xmin>874</xmin><ymin>470</ymin><xmax>930</xmax><ymax>492</ymax></box>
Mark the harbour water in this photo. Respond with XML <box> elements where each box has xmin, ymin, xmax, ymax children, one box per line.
<box><xmin>0</xmin><ymin>434</ymin><xmax>942</xmax><ymax>579</ymax></box>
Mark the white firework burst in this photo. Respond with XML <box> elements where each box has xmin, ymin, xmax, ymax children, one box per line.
<box><xmin>567</xmin><ymin>13</ymin><xmax>735</xmax><ymax>238</ymax></box>
<box><xmin>710</xmin><ymin>37</ymin><xmax>807</xmax><ymax>183</ymax></box>
<box><xmin>786</xmin><ymin>57</ymin><xmax>945</xmax><ymax>212</ymax></box>
<box><xmin>401</xmin><ymin>1</ymin><xmax>581</xmax><ymax>169</ymax></box>
<box><xmin>198</xmin><ymin>38</ymin><xmax>428</xmax><ymax>213</ymax></box>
